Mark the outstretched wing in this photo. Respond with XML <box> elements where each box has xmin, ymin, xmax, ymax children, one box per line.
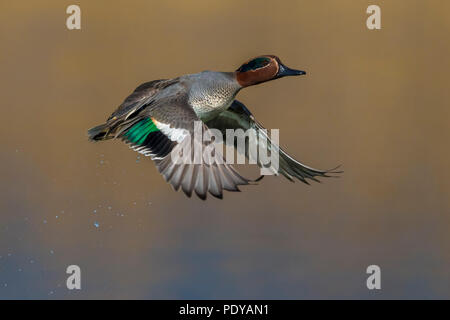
<box><xmin>119</xmin><ymin>96</ymin><xmax>251</xmax><ymax>200</ymax></box>
<box><xmin>205</xmin><ymin>100</ymin><xmax>341</xmax><ymax>184</ymax></box>
<box><xmin>88</xmin><ymin>79</ymin><xmax>250</xmax><ymax>199</ymax></box>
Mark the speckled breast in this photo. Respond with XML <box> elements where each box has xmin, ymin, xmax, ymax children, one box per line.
<box><xmin>188</xmin><ymin>82</ymin><xmax>239</xmax><ymax>121</ymax></box>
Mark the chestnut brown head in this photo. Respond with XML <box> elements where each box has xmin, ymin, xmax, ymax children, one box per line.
<box><xmin>235</xmin><ymin>55</ymin><xmax>306</xmax><ymax>87</ymax></box>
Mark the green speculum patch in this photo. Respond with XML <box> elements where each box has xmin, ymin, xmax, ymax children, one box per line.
<box><xmin>125</xmin><ymin>118</ymin><xmax>159</xmax><ymax>145</ymax></box>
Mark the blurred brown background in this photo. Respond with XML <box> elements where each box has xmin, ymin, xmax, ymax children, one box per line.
<box><xmin>1</xmin><ymin>0</ymin><xmax>449</xmax><ymax>299</ymax></box>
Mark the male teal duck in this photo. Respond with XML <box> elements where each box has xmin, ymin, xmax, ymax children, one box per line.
<box><xmin>88</xmin><ymin>55</ymin><xmax>340</xmax><ymax>199</ymax></box>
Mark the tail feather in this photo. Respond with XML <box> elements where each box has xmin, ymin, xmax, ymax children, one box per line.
<box><xmin>87</xmin><ymin>123</ymin><xmax>111</xmax><ymax>141</ymax></box>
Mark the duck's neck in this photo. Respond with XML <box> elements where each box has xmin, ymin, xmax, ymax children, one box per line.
<box><xmin>188</xmin><ymin>72</ymin><xmax>242</xmax><ymax>121</ymax></box>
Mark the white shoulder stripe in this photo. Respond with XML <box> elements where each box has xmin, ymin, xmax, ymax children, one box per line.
<box><xmin>152</xmin><ymin>118</ymin><xmax>189</xmax><ymax>143</ymax></box>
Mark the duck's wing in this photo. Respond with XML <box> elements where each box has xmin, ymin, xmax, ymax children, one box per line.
<box><xmin>88</xmin><ymin>79</ymin><xmax>180</xmax><ymax>141</ymax></box>
<box><xmin>117</xmin><ymin>96</ymin><xmax>252</xmax><ymax>200</ymax></box>
<box><xmin>108</xmin><ymin>79</ymin><xmax>179</xmax><ymax>122</ymax></box>
<box><xmin>205</xmin><ymin>100</ymin><xmax>341</xmax><ymax>184</ymax></box>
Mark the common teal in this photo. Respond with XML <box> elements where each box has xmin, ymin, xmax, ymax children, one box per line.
<box><xmin>88</xmin><ymin>55</ymin><xmax>339</xmax><ymax>199</ymax></box>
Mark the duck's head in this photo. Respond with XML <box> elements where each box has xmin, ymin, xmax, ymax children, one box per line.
<box><xmin>235</xmin><ymin>55</ymin><xmax>306</xmax><ymax>87</ymax></box>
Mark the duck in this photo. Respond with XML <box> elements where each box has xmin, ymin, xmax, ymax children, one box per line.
<box><xmin>87</xmin><ymin>55</ymin><xmax>340</xmax><ymax>199</ymax></box>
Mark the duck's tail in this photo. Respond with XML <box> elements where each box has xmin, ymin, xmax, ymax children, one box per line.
<box><xmin>87</xmin><ymin>123</ymin><xmax>112</xmax><ymax>141</ymax></box>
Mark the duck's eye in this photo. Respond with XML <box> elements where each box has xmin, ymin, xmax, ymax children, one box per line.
<box><xmin>237</xmin><ymin>57</ymin><xmax>271</xmax><ymax>72</ymax></box>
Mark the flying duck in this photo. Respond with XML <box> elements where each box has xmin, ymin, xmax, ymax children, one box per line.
<box><xmin>88</xmin><ymin>55</ymin><xmax>340</xmax><ymax>199</ymax></box>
